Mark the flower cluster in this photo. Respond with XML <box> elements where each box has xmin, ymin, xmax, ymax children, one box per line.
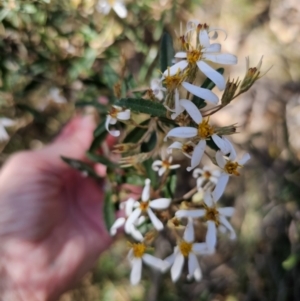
<box><xmin>103</xmin><ymin>20</ymin><xmax>265</xmax><ymax>285</ymax></box>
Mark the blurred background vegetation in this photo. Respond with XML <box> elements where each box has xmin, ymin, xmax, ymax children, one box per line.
<box><xmin>1</xmin><ymin>0</ymin><xmax>300</xmax><ymax>300</ymax></box>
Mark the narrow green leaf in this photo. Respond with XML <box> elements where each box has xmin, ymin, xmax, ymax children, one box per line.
<box><xmin>164</xmin><ymin>171</ymin><xmax>177</xmax><ymax>199</ymax></box>
<box><xmin>115</xmin><ymin>98</ymin><xmax>167</xmax><ymax>117</ymax></box>
<box><xmin>61</xmin><ymin>156</ymin><xmax>101</xmax><ymax>179</ymax></box>
<box><xmin>89</xmin><ymin>120</ymin><xmax>108</xmax><ymax>152</ymax></box>
<box><xmin>159</xmin><ymin>32</ymin><xmax>175</xmax><ymax>72</ymax></box>
<box><xmin>86</xmin><ymin>152</ymin><xmax>117</xmax><ymax>169</ymax></box>
<box><xmin>103</xmin><ymin>190</ymin><xmax>115</xmax><ymax>231</ymax></box>
<box><xmin>143</xmin><ymin>158</ymin><xmax>158</xmax><ymax>189</ymax></box>
<box><xmin>192</xmin><ymin>68</ymin><xmax>225</xmax><ymax>108</ymax></box>
<box><xmin>93</xmin><ymin>120</ymin><xmax>106</xmax><ymax>137</ymax></box>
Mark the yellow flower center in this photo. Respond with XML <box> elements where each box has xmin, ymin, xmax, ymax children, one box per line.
<box><xmin>204</xmin><ymin>206</ymin><xmax>220</xmax><ymax>226</ymax></box>
<box><xmin>132</xmin><ymin>243</ymin><xmax>147</xmax><ymax>258</ymax></box>
<box><xmin>187</xmin><ymin>49</ymin><xmax>202</xmax><ymax>64</ymax></box>
<box><xmin>162</xmin><ymin>160</ymin><xmax>171</xmax><ymax>169</ymax></box>
<box><xmin>109</xmin><ymin>106</ymin><xmax>120</xmax><ymax>118</ymax></box>
<box><xmin>182</xmin><ymin>143</ymin><xmax>194</xmax><ymax>155</ymax></box>
<box><xmin>179</xmin><ymin>240</ymin><xmax>193</xmax><ymax>257</ymax></box>
<box><xmin>198</xmin><ymin>119</ymin><xmax>214</xmax><ymax>139</ymax></box>
<box><xmin>224</xmin><ymin>161</ymin><xmax>240</xmax><ymax>176</ymax></box>
<box><xmin>203</xmin><ymin>171</ymin><xmax>212</xmax><ymax>179</ymax></box>
<box><xmin>163</xmin><ymin>68</ymin><xmax>184</xmax><ymax>90</ymax></box>
<box><xmin>139</xmin><ymin>201</ymin><xmax>149</xmax><ymax>211</ymax></box>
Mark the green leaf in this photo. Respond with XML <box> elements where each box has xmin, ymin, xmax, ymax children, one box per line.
<box><xmin>159</xmin><ymin>32</ymin><xmax>175</xmax><ymax>72</ymax></box>
<box><xmin>89</xmin><ymin>120</ymin><xmax>108</xmax><ymax>152</ymax></box>
<box><xmin>103</xmin><ymin>190</ymin><xmax>115</xmax><ymax>231</ymax></box>
<box><xmin>282</xmin><ymin>254</ymin><xmax>299</xmax><ymax>270</ymax></box>
<box><xmin>61</xmin><ymin>156</ymin><xmax>101</xmax><ymax>179</ymax></box>
<box><xmin>115</xmin><ymin>98</ymin><xmax>167</xmax><ymax>117</ymax></box>
<box><xmin>164</xmin><ymin>171</ymin><xmax>177</xmax><ymax>199</ymax></box>
<box><xmin>192</xmin><ymin>68</ymin><xmax>225</xmax><ymax>108</ymax></box>
<box><xmin>124</xmin><ymin>119</ymin><xmax>150</xmax><ymax>143</ymax></box>
<box><xmin>86</xmin><ymin>152</ymin><xmax>117</xmax><ymax>169</ymax></box>
<box><xmin>143</xmin><ymin>158</ymin><xmax>158</xmax><ymax>189</ymax></box>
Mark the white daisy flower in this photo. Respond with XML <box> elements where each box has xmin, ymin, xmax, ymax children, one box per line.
<box><xmin>128</xmin><ymin>242</ymin><xmax>169</xmax><ymax>285</ymax></box>
<box><xmin>168</xmin><ymin>23</ymin><xmax>237</xmax><ymax>91</ymax></box>
<box><xmin>124</xmin><ymin>179</ymin><xmax>171</xmax><ymax>233</ymax></box>
<box><xmin>162</xmin><ymin>69</ymin><xmax>219</xmax><ymax>106</ymax></box>
<box><xmin>164</xmin><ymin>103</ymin><xmax>229</xmax><ymax>171</ymax></box>
<box><xmin>105</xmin><ymin>105</ymin><xmax>130</xmax><ymax>137</ymax></box>
<box><xmin>176</xmin><ymin>191</ymin><xmax>236</xmax><ymax>252</ymax></box>
<box><xmin>212</xmin><ymin>150</ymin><xmax>250</xmax><ymax>201</ymax></box>
<box><xmin>152</xmin><ymin>153</ymin><xmax>180</xmax><ymax>176</ymax></box>
<box><xmin>193</xmin><ymin>166</ymin><xmax>221</xmax><ymax>190</ymax></box>
<box><xmin>150</xmin><ymin>78</ymin><xmax>166</xmax><ymax>101</ymax></box>
<box><xmin>167</xmin><ymin>141</ymin><xmax>195</xmax><ymax>159</ymax></box>
<box><xmin>96</xmin><ymin>0</ymin><xmax>127</xmax><ymax>19</ymax></box>
<box><xmin>110</xmin><ymin>198</ymin><xmax>144</xmax><ymax>241</ymax></box>
<box><xmin>0</xmin><ymin>117</ymin><xmax>16</xmax><ymax>142</ymax></box>
<box><xmin>163</xmin><ymin>218</ymin><xmax>212</xmax><ymax>282</ymax></box>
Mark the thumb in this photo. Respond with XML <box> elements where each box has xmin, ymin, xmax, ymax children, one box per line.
<box><xmin>38</xmin><ymin>114</ymin><xmax>95</xmax><ymax>171</ymax></box>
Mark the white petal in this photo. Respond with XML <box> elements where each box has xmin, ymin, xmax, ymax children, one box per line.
<box><xmin>163</xmin><ymin>60</ymin><xmax>189</xmax><ymax>77</ymax></box>
<box><xmin>187</xmin><ymin>140</ymin><xmax>206</xmax><ymax>172</ymax></box>
<box><xmin>206</xmin><ymin>221</ymin><xmax>217</xmax><ymax>251</ymax></box>
<box><xmin>152</xmin><ymin>160</ymin><xmax>162</xmax><ymax>171</ymax></box>
<box><xmin>147</xmin><ymin>208</ymin><xmax>164</xmax><ymax>231</ymax></box>
<box><xmin>0</xmin><ymin>118</ymin><xmax>15</xmax><ymax>127</ymax></box>
<box><xmin>0</xmin><ymin>126</ymin><xmax>9</xmax><ymax>141</ymax></box>
<box><xmin>162</xmin><ymin>252</ymin><xmax>175</xmax><ymax>272</ymax></box>
<box><xmin>142</xmin><ymin>179</ymin><xmax>151</xmax><ymax>202</ymax></box>
<box><xmin>168</xmin><ymin>141</ymin><xmax>183</xmax><ymax>150</ymax></box>
<box><xmin>219</xmin><ymin>216</ymin><xmax>236</xmax><ymax>239</ymax></box>
<box><xmin>196</xmin><ymin>177</ymin><xmax>205</xmax><ymax>189</ymax></box>
<box><xmin>238</xmin><ymin>153</ymin><xmax>251</xmax><ymax>165</ymax></box>
<box><xmin>193</xmin><ymin>168</ymin><xmax>203</xmax><ymax>178</ymax></box>
<box><xmin>223</xmin><ymin>137</ymin><xmax>236</xmax><ymax>158</ymax></box>
<box><xmin>117</xmin><ymin>109</ymin><xmax>130</xmax><ymax>120</ymax></box>
<box><xmin>215</xmin><ymin>151</ymin><xmax>226</xmax><ymax>168</ymax></box>
<box><xmin>110</xmin><ymin>217</ymin><xmax>126</xmax><ymax>235</ymax></box>
<box><xmin>108</xmin><ymin>129</ymin><xmax>120</xmax><ymax>137</ymax></box>
<box><xmin>183</xmin><ymin>218</ymin><xmax>194</xmax><ymax>243</ymax></box>
<box><xmin>188</xmin><ymin>253</ymin><xmax>202</xmax><ymax>281</ymax></box>
<box><xmin>113</xmin><ymin>1</ymin><xmax>127</xmax><ymax>18</ymax></box>
<box><xmin>176</xmin><ymin>209</ymin><xmax>205</xmax><ymax>219</ymax></box>
<box><xmin>192</xmin><ymin>242</ymin><xmax>210</xmax><ymax>254</ymax></box>
<box><xmin>178</xmin><ymin>100</ymin><xmax>203</xmax><ymax>124</ymax></box>
<box><xmin>211</xmin><ymin>134</ymin><xmax>227</xmax><ymax>153</ymax></box>
<box><xmin>203</xmin><ymin>190</ymin><xmax>214</xmax><ymax>207</ymax></box>
<box><xmin>169</xmin><ymin>164</ymin><xmax>180</xmax><ymax>170</ymax></box>
<box><xmin>197</xmin><ymin>61</ymin><xmax>226</xmax><ymax>90</ymax></box>
<box><xmin>143</xmin><ymin>254</ymin><xmax>169</xmax><ymax>271</ymax></box>
<box><xmin>212</xmin><ymin>173</ymin><xmax>229</xmax><ymax>202</ymax></box>
<box><xmin>164</xmin><ymin>127</ymin><xmax>197</xmax><ymax>141</ymax></box>
<box><xmin>125</xmin><ymin>208</ymin><xmax>141</xmax><ymax>233</ymax></box>
<box><xmin>203</xmin><ymin>53</ymin><xmax>237</xmax><ymax>65</ymax></box>
<box><xmin>171</xmin><ymin>252</ymin><xmax>184</xmax><ymax>282</ymax></box>
<box><xmin>203</xmin><ymin>43</ymin><xmax>221</xmax><ymax>53</ymax></box>
<box><xmin>130</xmin><ymin>225</ymin><xmax>144</xmax><ymax>241</ymax></box>
<box><xmin>219</xmin><ymin>207</ymin><xmax>235</xmax><ymax>217</ymax></box>
<box><xmin>96</xmin><ymin>0</ymin><xmax>111</xmax><ymax>14</ymax></box>
<box><xmin>182</xmin><ymin>82</ymin><xmax>219</xmax><ymax>105</ymax></box>
<box><xmin>130</xmin><ymin>258</ymin><xmax>142</xmax><ymax>285</ymax></box>
<box><xmin>175</xmin><ymin>51</ymin><xmax>187</xmax><ymax>58</ymax></box>
<box><xmin>158</xmin><ymin>167</ymin><xmax>166</xmax><ymax>176</ymax></box>
<box><xmin>150</xmin><ymin>198</ymin><xmax>171</xmax><ymax>209</ymax></box>
<box><xmin>199</xmin><ymin>30</ymin><xmax>210</xmax><ymax>48</ymax></box>
<box><xmin>123</xmin><ymin>198</ymin><xmax>137</xmax><ymax>216</ymax></box>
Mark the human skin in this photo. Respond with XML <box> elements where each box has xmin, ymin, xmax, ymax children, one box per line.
<box><xmin>0</xmin><ymin>115</ymin><xmax>114</xmax><ymax>301</ymax></box>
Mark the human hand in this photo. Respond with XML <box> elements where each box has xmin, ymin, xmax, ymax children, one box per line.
<box><xmin>0</xmin><ymin>115</ymin><xmax>113</xmax><ymax>301</ymax></box>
